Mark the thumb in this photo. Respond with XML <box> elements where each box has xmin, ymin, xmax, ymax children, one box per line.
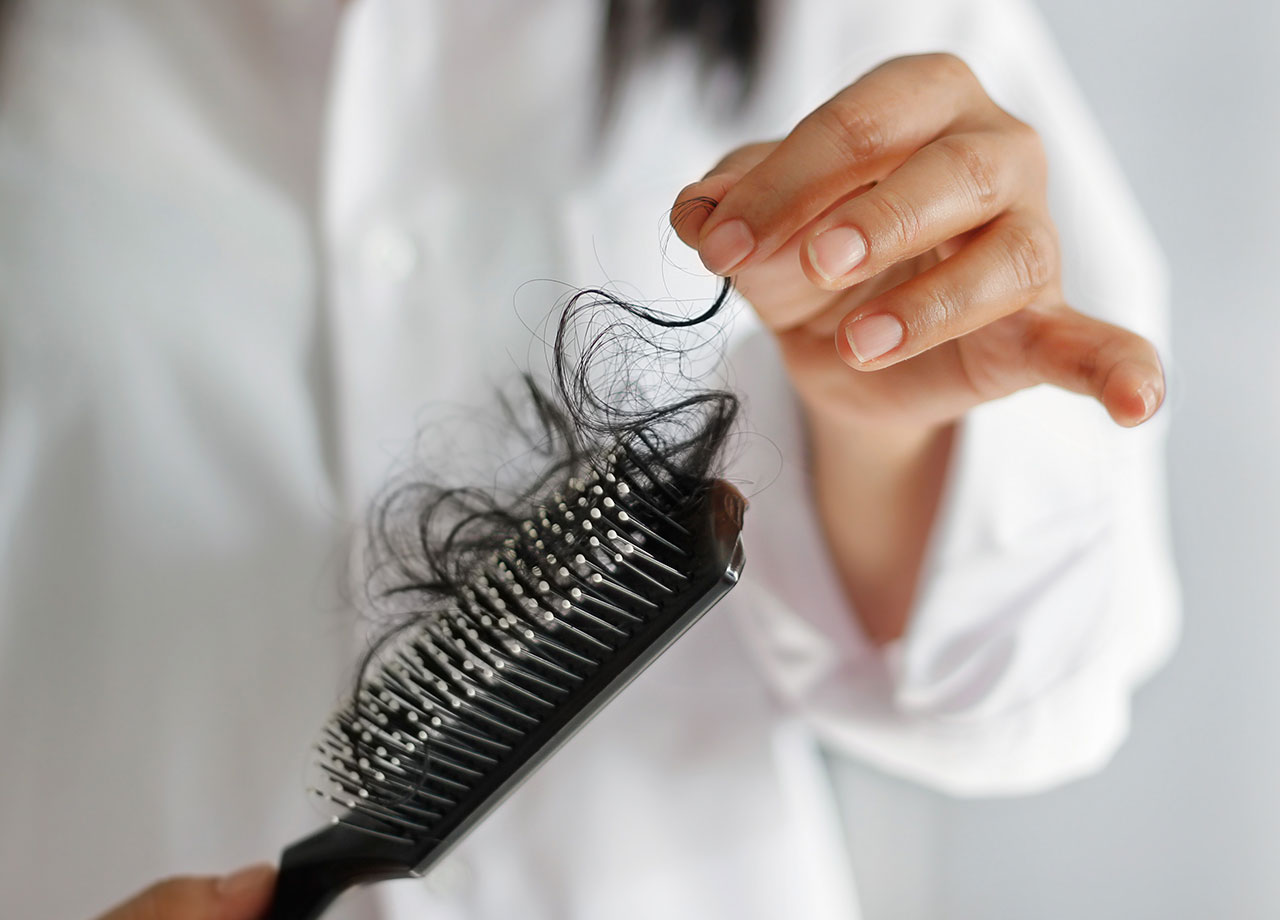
<box><xmin>96</xmin><ymin>863</ymin><xmax>276</xmax><ymax>920</ymax></box>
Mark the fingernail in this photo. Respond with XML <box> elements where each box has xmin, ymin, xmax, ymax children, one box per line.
<box><xmin>845</xmin><ymin>313</ymin><xmax>904</xmax><ymax>363</ymax></box>
<box><xmin>808</xmin><ymin>226</ymin><xmax>867</xmax><ymax>282</ymax></box>
<box><xmin>216</xmin><ymin>863</ymin><xmax>274</xmax><ymax>898</ymax></box>
<box><xmin>1137</xmin><ymin>380</ymin><xmax>1160</xmax><ymax>420</ymax></box>
<box><xmin>700</xmin><ymin>219</ymin><xmax>755</xmax><ymax>275</ymax></box>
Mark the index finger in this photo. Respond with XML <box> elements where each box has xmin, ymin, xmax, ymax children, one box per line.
<box><xmin>670</xmin><ymin>141</ymin><xmax>777</xmax><ymax>247</ymax></box>
<box><xmin>696</xmin><ymin>53</ymin><xmax>987</xmax><ymax>275</ymax></box>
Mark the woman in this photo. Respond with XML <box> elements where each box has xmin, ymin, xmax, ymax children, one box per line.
<box><xmin>0</xmin><ymin>0</ymin><xmax>1177</xmax><ymax>918</ymax></box>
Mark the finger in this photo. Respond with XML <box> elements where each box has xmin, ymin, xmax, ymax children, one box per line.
<box><xmin>696</xmin><ymin>53</ymin><xmax>989</xmax><ymax>275</ymax></box>
<box><xmin>835</xmin><ymin>210</ymin><xmax>1058</xmax><ymax>366</ymax></box>
<box><xmin>802</xmin><ymin>128</ymin><xmax>1043</xmax><ymax>289</ymax></box>
<box><xmin>670</xmin><ymin>142</ymin><xmax>776</xmax><ymax>246</ymax></box>
<box><xmin>1022</xmin><ymin>305</ymin><xmax>1167</xmax><ymax>426</ymax></box>
<box><xmin>96</xmin><ymin>864</ymin><xmax>276</xmax><ymax>920</ymax></box>
<box><xmin>738</xmin><ymin>233</ymin><xmax>923</xmax><ymax>335</ymax></box>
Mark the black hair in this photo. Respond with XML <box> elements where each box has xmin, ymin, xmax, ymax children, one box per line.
<box><xmin>600</xmin><ymin>0</ymin><xmax>765</xmax><ymax>121</ymax></box>
<box><xmin>359</xmin><ymin>200</ymin><xmax>739</xmax><ymax>681</ymax></box>
<box><xmin>0</xmin><ymin>1</ymin><xmax>766</xmax><ymax>115</ymax></box>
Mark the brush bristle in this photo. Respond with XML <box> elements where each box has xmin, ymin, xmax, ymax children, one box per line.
<box><xmin>310</xmin><ymin>442</ymin><xmax>717</xmax><ymax>848</ymax></box>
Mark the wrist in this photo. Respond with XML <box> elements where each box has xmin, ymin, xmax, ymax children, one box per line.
<box><xmin>804</xmin><ymin>402</ymin><xmax>953</xmax><ymax>473</ymax></box>
<box><xmin>804</xmin><ymin>404</ymin><xmax>957</xmax><ymax>645</ymax></box>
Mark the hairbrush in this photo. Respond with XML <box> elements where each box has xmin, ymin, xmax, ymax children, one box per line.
<box><xmin>265</xmin><ymin>440</ymin><xmax>747</xmax><ymax>919</ymax></box>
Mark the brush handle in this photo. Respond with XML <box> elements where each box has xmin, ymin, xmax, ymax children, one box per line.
<box><xmin>265</xmin><ymin>824</ymin><xmax>415</xmax><ymax>920</ymax></box>
<box><xmin>265</xmin><ymin>865</ymin><xmax>344</xmax><ymax>920</ymax></box>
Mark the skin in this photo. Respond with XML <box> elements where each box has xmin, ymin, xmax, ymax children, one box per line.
<box><xmin>97</xmin><ymin>51</ymin><xmax>1166</xmax><ymax>919</ymax></box>
<box><xmin>93</xmin><ymin>865</ymin><xmax>275</xmax><ymax>920</ymax></box>
<box><xmin>671</xmin><ymin>52</ymin><xmax>1165</xmax><ymax>644</ymax></box>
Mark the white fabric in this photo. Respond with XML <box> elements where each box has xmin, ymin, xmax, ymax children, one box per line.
<box><xmin>0</xmin><ymin>0</ymin><xmax>1178</xmax><ymax>917</ymax></box>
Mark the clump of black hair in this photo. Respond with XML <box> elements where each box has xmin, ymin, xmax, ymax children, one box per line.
<box><xmin>355</xmin><ymin>203</ymin><xmax>739</xmax><ymax>673</ymax></box>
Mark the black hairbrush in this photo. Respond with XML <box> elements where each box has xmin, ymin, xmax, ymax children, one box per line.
<box><xmin>265</xmin><ymin>442</ymin><xmax>747</xmax><ymax>919</ymax></box>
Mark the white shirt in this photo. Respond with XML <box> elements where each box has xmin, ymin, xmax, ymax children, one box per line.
<box><xmin>0</xmin><ymin>1</ymin><xmax>1178</xmax><ymax>918</ymax></box>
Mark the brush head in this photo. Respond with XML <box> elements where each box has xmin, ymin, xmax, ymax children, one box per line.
<box><xmin>270</xmin><ymin>440</ymin><xmax>746</xmax><ymax>918</ymax></box>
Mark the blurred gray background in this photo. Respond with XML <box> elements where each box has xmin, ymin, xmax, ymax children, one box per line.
<box><xmin>830</xmin><ymin>1</ymin><xmax>1280</xmax><ymax>917</ymax></box>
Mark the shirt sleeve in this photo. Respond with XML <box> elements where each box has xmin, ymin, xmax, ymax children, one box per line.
<box><xmin>721</xmin><ymin>0</ymin><xmax>1180</xmax><ymax>797</ymax></box>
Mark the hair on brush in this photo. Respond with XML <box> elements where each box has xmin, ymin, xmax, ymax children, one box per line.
<box><xmin>265</xmin><ymin>269</ymin><xmax>747</xmax><ymax>919</ymax></box>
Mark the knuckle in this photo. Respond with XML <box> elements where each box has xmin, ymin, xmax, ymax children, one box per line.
<box><xmin>1020</xmin><ymin>306</ymin><xmax>1111</xmax><ymax>392</ymax></box>
<box><xmin>867</xmin><ymin>186</ymin><xmax>923</xmax><ymax>252</ymax></box>
<box><xmin>1007</xmin><ymin>116</ymin><xmax>1048</xmax><ymax>181</ymax></box>
<box><xmin>1075</xmin><ymin>345</ymin><xmax>1105</xmax><ymax>388</ymax></box>
<box><xmin>1000</xmin><ymin>220</ymin><xmax>1057</xmax><ymax>294</ymax></box>
<box><xmin>809</xmin><ymin>99</ymin><xmax>888</xmax><ymax>165</ymax></box>
<box><xmin>1018</xmin><ymin>308</ymin><xmax>1052</xmax><ymax>358</ymax></box>
<box><xmin>923</xmin><ymin>279</ymin><xmax>966</xmax><ymax>334</ymax></box>
<box><xmin>933</xmin><ymin>135</ymin><xmax>1002</xmax><ymax>212</ymax></box>
<box><xmin>1009</xmin><ymin>116</ymin><xmax>1046</xmax><ymax>158</ymax></box>
<box><xmin>923</xmin><ymin>51</ymin><xmax>975</xmax><ymax>83</ymax></box>
<box><xmin>746</xmin><ymin>174</ymin><xmax>789</xmax><ymax>223</ymax></box>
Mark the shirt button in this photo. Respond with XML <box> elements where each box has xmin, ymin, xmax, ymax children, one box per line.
<box><xmin>362</xmin><ymin>223</ymin><xmax>420</xmax><ymax>282</ymax></box>
<box><xmin>423</xmin><ymin>855</ymin><xmax>473</xmax><ymax>898</ymax></box>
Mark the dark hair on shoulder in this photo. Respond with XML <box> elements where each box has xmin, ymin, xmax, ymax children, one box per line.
<box><xmin>600</xmin><ymin>0</ymin><xmax>765</xmax><ymax>121</ymax></box>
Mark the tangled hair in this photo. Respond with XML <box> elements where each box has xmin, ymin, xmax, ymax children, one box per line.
<box><xmin>354</xmin><ymin>205</ymin><xmax>739</xmax><ymax>679</ymax></box>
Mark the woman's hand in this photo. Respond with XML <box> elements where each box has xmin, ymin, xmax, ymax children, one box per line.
<box><xmin>672</xmin><ymin>53</ymin><xmax>1166</xmax><ymax>641</ymax></box>
<box><xmin>94</xmin><ymin>864</ymin><xmax>275</xmax><ymax>920</ymax></box>
<box><xmin>673</xmin><ymin>52</ymin><xmax>1164</xmax><ymax>430</ymax></box>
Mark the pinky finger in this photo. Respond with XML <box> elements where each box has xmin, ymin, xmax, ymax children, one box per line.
<box><xmin>1022</xmin><ymin>304</ymin><xmax>1166</xmax><ymax>427</ymax></box>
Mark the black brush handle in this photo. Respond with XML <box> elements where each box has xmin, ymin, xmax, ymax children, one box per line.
<box><xmin>265</xmin><ymin>824</ymin><xmax>415</xmax><ymax>920</ymax></box>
